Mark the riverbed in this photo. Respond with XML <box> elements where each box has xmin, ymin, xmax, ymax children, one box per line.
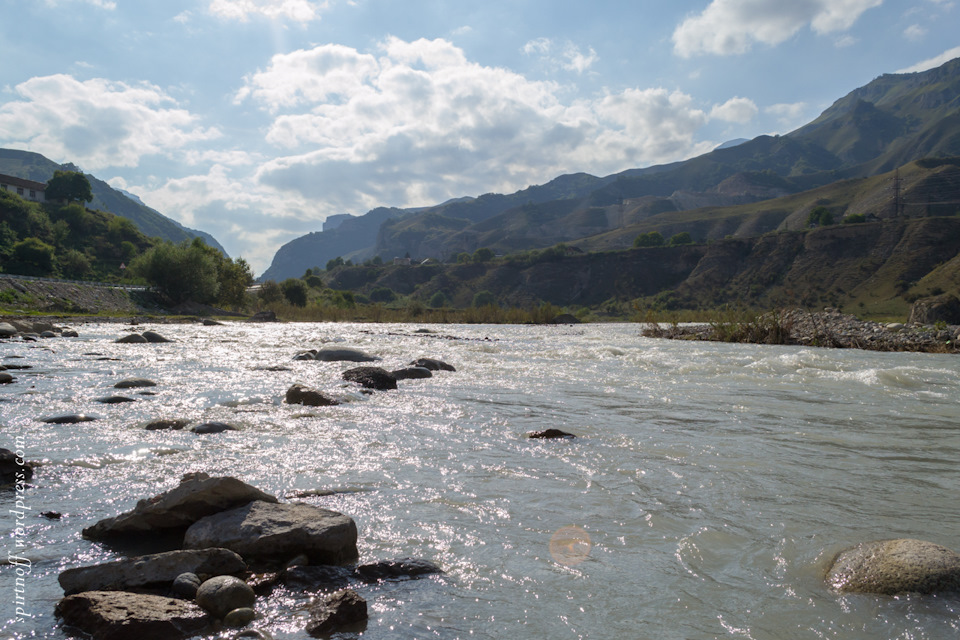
<box><xmin>1</xmin><ymin>322</ymin><xmax>959</xmax><ymax>639</ymax></box>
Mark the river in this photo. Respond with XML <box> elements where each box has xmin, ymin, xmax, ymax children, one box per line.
<box><xmin>1</xmin><ymin>322</ymin><xmax>959</xmax><ymax>639</ymax></box>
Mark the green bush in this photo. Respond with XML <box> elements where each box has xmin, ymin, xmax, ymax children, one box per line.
<box><xmin>473</xmin><ymin>290</ymin><xmax>496</xmax><ymax>307</ymax></box>
<box><xmin>369</xmin><ymin>286</ymin><xmax>396</xmax><ymax>303</ymax></box>
<box><xmin>280</xmin><ymin>278</ymin><xmax>309</xmax><ymax>307</ymax></box>
<box><xmin>667</xmin><ymin>232</ymin><xmax>693</xmax><ymax>246</ymax></box>
<box><xmin>634</xmin><ymin>231</ymin><xmax>664</xmax><ymax>248</ymax></box>
<box><xmin>429</xmin><ymin>291</ymin><xmax>448</xmax><ymax>308</ymax></box>
<box><xmin>842</xmin><ymin>213</ymin><xmax>866</xmax><ymax>224</ymax></box>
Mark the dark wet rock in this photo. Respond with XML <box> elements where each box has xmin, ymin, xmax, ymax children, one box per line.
<box><xmin>908</xmin><ymin>294</ymin><xmax>960</xmax><ymax>325</ymax></box>
<box><xmin>96</xmin><ymin>396</ymin><xmax>137</xmax><ymax>404</ymax></box>
<box><xmin>41</xmin><ymin>330</ymin><xmax>58</xmax><ymax>338</ymax></box>
<box><xmin>234</xmin><ymin>628</ymin><xmax>273</xmax><ymax>639</ymax></box>
<box><xmin>354</xmin><ymin>558</ymin><xmax>443</xmax><ymax>582</ymax></box>
<box><xmin>195</xmin><ymin>575</ymin><xmax>256</xmax><ymax>619</ymax></box>
<box><xmin>115</xmin><ymin>378</ymin><xmax>158</xmax><ymax>389</ymax></box>
<box><xmin>293</xmin><ymin>350</ymin><xmax>318</xmax><ymax>361</ymax></box>
<box><xmin>62</xmin><ymin>329</ymin><xmax>80</xmax><ymax>338</ymax></box>
<box><xmin>1</xmin><ymin>447</ymin><xmax>33</xmax><ymax>485</ymax></box>
<box><xmin>0</xmin><ymin>372</ymin><xmax>13</xmax><ymax>384</ymax></box>
<box><xmin>116</xmin><ymin>333</ymin><xmax>149</xmax><ymax>344</ymax></box>
<box><xmin>42</xmin><ymin>510</ymin><xmax>62</xmax><ymax>519</ymax></box>
<box><xmin>285</xmin><ymin>384</ymin><xmax>339</xmax><ymax>407</ymax></box>
<box><xmin>1</xmin><ymin>363</ymin><xmax>31</xmax><ymax>370</ymax></box>
<box><xmin>223</xmin><ymin>607</ymin><xmax>256</xmax><ymax>628</ymax></box>
<box><xmin>144</xmin><ymin>419</ymin><xmax>190</xmax><ymax>431</ymax></box>
<box><xmin>409</xmin><ymin>357</ymin><xmax>455</xmax><ymax>371</ymax></box>
<box><xmin>55</xmin><ymin>590</ymin><xmax>213</xmax><ymax>640</ymax></box>
<box><xmin>254</xmin><ymin>365</ymin><xmax>292</xmax><ymax>372</ymax></box>
<box><xmin>305</xmin><ymin>589</ymin><xmax>367</xmax><ymax>637</ymax></box>
<box><xmin>0</xmin><ymin>322</ymin><xmax>17</xmax><ymax>338</ymax></box>
<box><xmin>172</xmin><ymin>573</ymin><xmax>202</xmax><ymax>599</ymax></box>
<box><xmin>551</xmin><ymin>313</ymin><xmax>581</xmax><ymax>324</ymax></box>
<box><xmin>82</xmin><ymin>473</ymin><xmax>278</xmax><ymax>541</ymax></box>
<box><xmin>42</xmin><ymin>414</ymin><xmax>98</xmax><ymax>424</ymax></box>
<box><xmin>183</xmin><ymin>501</ymin><xmax>359</xmax><ymax>566</ymax></box>
<box><xmin>202</xmin><ymin>319</ymin><xmax>225</xmax><ymax>326</ymax></box>
<box><xmin>528</xmin><ymin>429</ymin><xmax>576</xmax><ymax>439</ymax></box>
<box><xmin>246</xmin><ymin>572</ymin><xmax>282</xmax><ymax>596</ymax></box>
<box><xmin>142</xmin><ymin>330</ymin><xmax>172</xmax><ymax>343</ymax></box>
<box><xmin>59</xmin><ymin>548</ymin><xmax>247</xmax><ymax>595</ymax></box>
<box><xmin>282</xmin><ymin>565</ymin><xmax>352</xmax><ymax>591</ymax></box>
<box><xmin>826</xmin><ymin>538</ymin><xmax>960</xmax><ymax>595</ymax></box>
<box><xmin>315</xmin><ymin>347</ymin><xmax>380</xmax><ymax>362</ymax></box>
<box><xmin>247</xmin><ymin>311</ymin><xmax>278</xmax><ymax>323</ymax></box>
<box><xmin>342</xmin><ymin>366</ymin><xmax>397</xmax><ymax>391</ymax></box>
<box><xmin>390</xmin><ymin>367</ymin><xmax>433</xmax><ymax>381</ymax></box>
<box><xmin>191</xmin><ymin>422</ymin><xmax>240</xmax><ymax>434</ymax></box>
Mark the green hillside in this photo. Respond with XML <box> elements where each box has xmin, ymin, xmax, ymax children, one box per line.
<box><xmin>0</xmin><ymin>148</ymin><xmax>226</xmax><ymax>254</ymax></box>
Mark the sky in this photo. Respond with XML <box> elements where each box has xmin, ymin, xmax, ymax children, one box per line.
<box><xmin>1</xmin><ymin>0</ymin><xmax>958</xmax><ymax>274</ymax></box>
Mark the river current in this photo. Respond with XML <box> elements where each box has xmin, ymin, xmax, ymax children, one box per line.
<box><xmin>1</xmin><ymin>321</ymin><xmax>959</xmax><ymax>639</ymax></box>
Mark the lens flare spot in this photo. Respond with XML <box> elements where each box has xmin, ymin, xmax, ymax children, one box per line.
<box><xmin>550</xmin><ymin>526</ymin><xmax>591</xmax><ymax>566</ymax></box>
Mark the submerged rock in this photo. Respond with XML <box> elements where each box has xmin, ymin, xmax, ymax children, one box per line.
<box><xmin>282</xmin><ymin>565</ymin><xmax>352</xmax><ymax>591</ymax></box>
<box><xmin>0</xmin><ymin>447</ymin><xmax>33</xmax><ymax>485</ymax></box>
<box><xmin>315</xmin><ymin>347</ymin><xmax>380</xmax><ymax>362</ymax></box>
<box><xmin>354</xmin><ymin>557</ymin><xmax>443</xmax><ymax>582</ymax></box>
<box><xmin>58</xmin><ymin>548</ymin><xmax>246</xmax><ymax>595</ymax></box>
<box><xmin>142</xmin><ymin>331</ymin><xmax>173</xmax><ymax>343</ymax></box>
<box><xmin>195</xmin><ymin>575</ymin><xmax>256</xmax><ymax>618</ymax></box>
<box><xmin>285</xmin><ymin>384</ymin><xmax>339</xmax><ymax>407</ymax></box>
<box><xmin>409</xmin><ymin>357</ymin><xmax>455</xmax><ymax>371</ymax></box>
<box><xmin>342</xmin><ymin>366</ymin><xmax>397</xmax><ymax>391</ymax></box>
<box><xmin>55</xmin><ymin>590</ymin><xmax>213</xmax><ymax>640</ymax></box>
<box><xmin>527</xmin><ymin>429</ymin><xmax>576</xmax><ymax>439</ymax></box>
<box><xmin>144</xmin><ymin>419</ymin><xmax>190</xmax><ymax>431</ymax></box>
<box><xmin>82</xmin><ymin>473</ymin><xmax>278</xmax><ymax>541</ymax></box>
<box><xmin>826</xmin><ymin>538</ymin><xmax>960</xmax><ymax>595</ymax></box>
<box><xmin>191</xmin><ymin>422</ymin><xmax>240</xmax><ymax>434</ymax></box>
<box><xmin>42</xmin><ymin>414</ymin><xmax>98</xmax><ymax>424</ymax></box>
<box><xmin>115</xmin><ymin>378</ymin><xmax>158</xmax><ymax>389</ymax></box>
<box><xmin>223</xmin><ymin>607</ymin><xmax>257</xmax><ymax>628</ymax></box>
<box><xmin>116</xmin><ymin>333</ymin><xmax>149</xmax><ymax>344</ymax></box>
<box><xmin>305</xmin><ymin>589</ymin><xmax>367</xmax><ymax>637</ymax></box>
<box><xmin>183</xmin><ymin>500</ymin><xmax>359</xmax><ymax>566</ymax></box>
<box><xmin>390</xmin><ymin>367</ymin><xmax>433</xmax><ymax>381</ymax></box>
<box><xmin>247</xmin><ymin>311</ymin><xmax>278</xmax><ymax>323</ymax></box>
<box><xmin>96</xmin><ymin>396</ymin><xmax>137</xmax><ymax>404</ymax></box>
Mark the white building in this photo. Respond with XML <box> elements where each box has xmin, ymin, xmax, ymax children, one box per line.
<box><xmin>0</xmin><ymin>173</ymin><xmax>46</xmax><ymax>203</ymax></box>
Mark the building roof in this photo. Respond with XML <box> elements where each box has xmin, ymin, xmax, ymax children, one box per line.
<box><xmin>0</xmin><ymin>173</ymin><xmax>46</xmax><ymax>191</ymax></box>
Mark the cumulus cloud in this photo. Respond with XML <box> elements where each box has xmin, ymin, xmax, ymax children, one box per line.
<box><xmin>522</xmin><ymin>38</ymin><xmax>598</xmax><ymax>73</ymax></box>
<box><xmin>766</xmin><ymin>102</ymin><xmax>810</xmax><ymax>129</ymax></box>
<box><xmin>903</xmin><ymin>24</ymin><xmax>927</xmax><ymax>40</ymax></box>
<box><xmin>236</xmin><ymin>37</ymin><xmax>713</xmax><ymax>213</ymax></box>
<box><xmin>672</xmin><ymin>0</ymin><xmax>883</xmax><ymax>57</ymax></box>
<box><xmin>710</xmin><ymin>96</ymin><xmax>759</xmax><ymax>123</ymax></box>
<box><xmin>897</xmin><ymin>46</ymin><xmax>960</xmax><ymax>73</ymax></box>
<box><xmin>207</xmin><ymin>0</ymin><xmax>329</xmax><ymax>22</ymax></box>
<box><xmin>0</xmin><ymin>75</ymin><xmax>220</xmax><ymax>170</ymax></box>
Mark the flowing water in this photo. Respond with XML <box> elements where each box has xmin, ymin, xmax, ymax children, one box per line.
<box><xmin>1</xmin><ymin>322</ymin><xmax>959</xmax><ymax>639</ymax></box>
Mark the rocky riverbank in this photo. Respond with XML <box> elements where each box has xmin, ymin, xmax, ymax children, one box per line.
<box><xmin>644</xmin><ymin>307</ymin><xmax>960</xmax><ymax>353</ymax></box>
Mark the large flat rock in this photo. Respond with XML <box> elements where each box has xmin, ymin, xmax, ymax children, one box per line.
<box><xmin>183</xmin><ymin>500</ymin><xmax>359</xmax><ymax>566</ymax></box>
<box><xmin>82</xmin><ymin>473</ymin><xmax>277</xmax><ymax>540</ymax></box>
<box><xmin>59</xmin><ymin>548</ymin><xmax>246</xmax><ymax>595</ymax></box>
<box><xmin>55</xmin><ymin>591</ymin><xmax>213</xmax><ymax>640</ymax></box>
<box><xmin>826</xmin><ymin>538</ymin><xmax>960</xmax><ymax>595</ymax></box>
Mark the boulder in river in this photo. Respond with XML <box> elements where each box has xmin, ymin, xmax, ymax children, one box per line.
<box><xmin>115</xmin><ymin>378</ymin><xmax>158</xmax><ymax>389</ymax></box>
<box><xmin>282</xmin><ymin>565</ymin><xmax>353</xmax><ymax>591</ymax></box>
<box><xmin>0</xmin><ymin>322</ymin><xmax>17</xmax><ymax>338</ymax></box>
<box><xmin>55</xmin><ymin>590</ymin><xmax>213</xmax><ymax>640</ymax></box>
<box><xmin>183</xmin><ymin>500</ymin><xmax>359</xmax><ymax>566</ymax></box>
<box><xmin>58</xmin><ymin>548</ymin><xmax>247</xmax><ymax>595</ymax></box>
<box><xmin>0</xmin><ymin>447</ymin><xmax>33</xmax><ymax>486</ymax></box>
<box><xmin>0</xmin><ymin>372</ymin><xmax>14</xmax><ymax>384</ymax></box>
<box><xmin>144</xmin><ymin>419</ymin><xmax>190</xmax><ymax>431</ymax></box>
<box><xmin>342</xmin><ymin>366</ymin><xmax>397</xmax><ymax>391</ymax></box>
<box><xmin>285</xmin><ymin>384</ymin><xmax>339</xmax><ymax>407</ymax></box>
<box><xmin>305</xmin><ymin>589</ymin><xmax>367</xmax><ymax>637</ymax></box>
<box><xmin>41</xmin><ymin>414</ymin><xmax>98</xmax><ymax>424</ymax></box>
<box><xmin>527</xmin><ymin>429</ymin><xmax>576</xmax><ymax>439</ymax></box>
<box><xmin>825</xmin><ymin>538</ymin><xmax>960</xmax><ymax>595</ymax></box>
<box><xmin>247</xmin><ymin>311</ymin><xmax>277</xmax><ymax>323</ymax></box>
<box><xmin>96</xmin><ymin>396</ymin><xmax>137</xmax><ymax>404</ymax></box>
<box><xmin>409</xmin><ymin>357</ymin><xmax>455</xmax><ymax>372</ymax></box>
<box><xmin>82</xmin><ymin>473</ymin><xmax>278</xmax><ymax>541</ymax></box>
<box><xmin>195</xmin><ymin>575</ymin><xmax>256</xmax><ymax>619</ymax></box>
<box><xmin>315</xmin><ymin>347</ymin><xmax>381</xmax><ymax>362</ymax></box>
<box><xmin>116</xmin><ymin>333</ymin><xmax>148</xmax><ymax>344</ymax></box>
<box><xmin>353</xmin><ymin>557</ymin><xmax>443</xmax><ymax>582</ymax></box>
<box><xmin>142</xmin><ymin>330</ymin><xmax>173</xmax><ymax>344</ymax></box>
<box><xmin>190</xmin><ymin>422</ymin><xmax>240</xmax><ymax>434</ymax></box>
<box><xmin>390</xmin><ymin>367</ymin><xmax>433</xmax><ymax>381</ymax></box>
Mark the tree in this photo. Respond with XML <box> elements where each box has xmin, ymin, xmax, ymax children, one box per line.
<box><xmin>46</xmin><ymin>171</ymin><xmax>93</xmax><ymax>205</ymax></box>
<box><xmin>842</xmin><ymin>213</ymin><xmax>866</xmax><ymax>224</ymax></box>
<box><xmin>326</xmin><ymin>256</ymin><xmax>345</xmax><ymax>271</ymax></box>
<box><xmin>129</xmin><ymin>240</ymin><xmax>219</xmax><ymax>305</ymax></box>
<box><xmin>456</xmin><ymin>252</ymin><xmax>471</xmax><ymax>264</ymax></box>
<box><xmin>472</xmin><ymin>247</ymin><xmax>494</xmax><ymax>263</ymax></box>
<box><xmin>429</xmin><ymin>291</ymin><xmax>448</xmax><ymax>308</ymax></box>
<box><xmin>10</xmin><ymin>237</ymin><xmax>56</xmax><ymax>276</ymax></box>
<box><xmin>369</xmin><ymin>286</ymin><xmax>396</xmax><ymax>303</ymax></box>
<box><xmin>218</xmin><ymin>257</ymin><xmax>254</xmax><ymax>309</ymax></box>
<box><xmin>634</xmin><ymin>231</ymin><xmax>664</xmax><ymax>248</ymax></box>
<box><xmin>808</xmin><ymin>206</ymin><xmax>834</xmax><ymax>227</ymax></box>
<box><xmin>667</xmin><ymin>232</ymin><xmax>693</xmax><ymax>246</ymax></box>
<box><xmin>258</xmin><ymin>280</ymin><xmax>283</xmax><ymax>305</ymax></box>
<box><xmin>280</xmin><ymin>278</ymin><xmax>308</xmax><ymax>307</ymax></box>
<box><xmin>472</xmin><ymin>290</ymin><xmax>496</xmax><ymax>307</ymax></box>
